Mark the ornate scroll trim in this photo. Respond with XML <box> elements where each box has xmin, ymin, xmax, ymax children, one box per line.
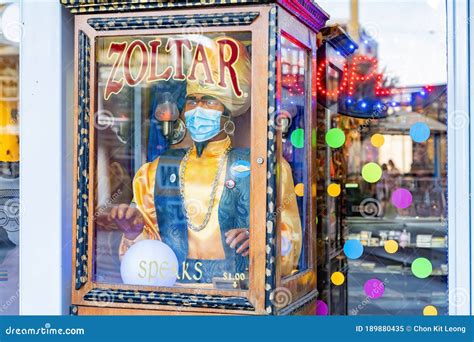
<box><xmin>277</xmin><ymin>289</ymin><xmax>319</xmax><ymax>316</ymax></box>
<box><xmin>84</xmin><ymin>288</ymin><xmax>255</xmax><ymax>311</ymax></box>
<box><xmin>277</xmin><ymin>0</ymin><xmax>330</xmax><ymax>32</ymax></box>
<box><xmin>61</xmin><ymin>0</ymin><xmax>270</xmax><ymax>14</ymax></box>
<box><xmin>87</xmin><ymin>12</ymin><xmax>260</xmax><ymax>31</ymax></box>
<box><xmin>75</xmin><ymin>30</ymin><xmax>91</xmax><ymax>290</ymax></box>
<box><xmin>264</xmin><ymin>5</ymin><xmax>278</xmax><ymax>315</ymax></box>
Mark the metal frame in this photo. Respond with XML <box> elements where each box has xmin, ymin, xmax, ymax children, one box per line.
<box><xmin>447</xmin><ymin>0</ymin><xmax>472</xmax><ymax>315</ymax></box>
<box><xmin>271</xmin><ymin>7</ymin><xmax>319</xmax><ymax>314</ymax></box>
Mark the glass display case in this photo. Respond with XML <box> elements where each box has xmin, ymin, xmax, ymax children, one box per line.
<box><xmin>64</xmin><ymin>0</ymin><xmax>328</xmax><ymax>316</ymax></box>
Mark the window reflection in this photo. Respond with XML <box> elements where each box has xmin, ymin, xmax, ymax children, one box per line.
<box><xmin>94</xmin><ymin>33</ymin><xmax>254</xmax><ymax>290</ymax></box>
<box><xmin>316</xmin><ymin>0</ymin><xmax>448</xmax><ymax>316</ymax></box>
<box><xmin>276</xmin><ymin>36</ymin><xmax>308</xmax><ymax>278</ymax></box>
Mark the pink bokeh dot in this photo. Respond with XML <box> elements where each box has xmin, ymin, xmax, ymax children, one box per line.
<box><xmin>316</xmin><ymin>300</ymin><xmax>328</xmax><ymax>315</ymax></box>
<box><xmin>364</xmin><ymin>279</ymin><xmax>385</xmax><ymax>299</ymax></box>
<box><xmin>391</xmin><ymin>188</ymin><xmax>413</xmax><ymax>209</ymax></box>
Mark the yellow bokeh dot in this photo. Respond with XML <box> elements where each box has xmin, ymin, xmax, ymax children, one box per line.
<box><xmin>371</xmin><ymin>133</ymin><xmax>385</xmax><ymax>148</ymax></box>
<box><xmin>384</xmin><ymin>240</ymin><xmax>399</xmax><ymax>254</ymax></box>
<box><xmin>423</xmin><ymin>305</ymin><xmax>438</xmax><ymax>316</ymax></box>
<box><xmin>331</xmin><ymin>271</ymin><xmax>345</xmax><ymax>286</ymax></box>
<box><xmin>312</xmin><ymin>183</ymin><xmax>317</xmax><ymax>197</ymax></box>
<box><xmin>327</xmin><ymin>183</ymin><xmax>341</xmax><ymax>197</ymax></box>
<box><xmin>294</xmin><ymin>183</ymin><xmax>305</xmax><ymax>197</ymax></box>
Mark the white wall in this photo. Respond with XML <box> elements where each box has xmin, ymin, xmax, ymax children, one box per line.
<box><xmin>19</xmin><ymin>0</ymin><xmax>73</xmax><ymax>315</ymax></box>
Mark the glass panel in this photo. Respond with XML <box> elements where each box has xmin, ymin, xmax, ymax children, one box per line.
<box><xmin>316</xmin><ymin>0</ymin><xmax>448</xmax><ymax>315</ymax></box>
<box><xmin>93</xmin><ymin>32</ymin><xmax>252</xmax><ymax>291</ymax></box>
<box><xmin>0</xmin><ymin>2</ymin><xmax>19</xmax><ymax>315</ymax></box>
<box><xmin>276</xmin><ymin>36</ymin><xmax>308</xmax><ymax>278</ymax></box>
<box><xmin>316</xmin><ymin>44</ymin><xmax>347</xmax><ymax>315</ymax></box>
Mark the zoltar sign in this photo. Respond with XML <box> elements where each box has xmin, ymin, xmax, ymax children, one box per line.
<box><xmin>105</xmin><ymin>37</ymin><xmax>245</xmax><ymax>100</ymax></box>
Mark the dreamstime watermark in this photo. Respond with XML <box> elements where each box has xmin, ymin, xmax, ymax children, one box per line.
<box><xmin>448</xmin><ymin>110</ymin><xmax>469</xmax><ymax>130</ymax></box>
<box><xmin>4</xmin><ymin>323</ymin><xmax>85</xmax><ymax>336</ymax></box>
<box><xmin>0</xmin><ymin>198</ymin><xmax>21</xmax><ymax>231</ymax></box>
<box><xmin>448</xmin><ymin>287</ymin><xmax>469</xmax><ymax>309</ymax></box>
<box><xmin>270</xmin><ymin>287</ymin><xmax>292</xmax><ymax>309</ymax></box>
<box><xmin>184</xmin><ymin>198</ymin><xmax>205</xmax><ymax>220</ymax></box>
<box><xmin>94</xmin><ymin>188</ymin><xmax>123</xmax><ymax>219</ymax></box>
<box><xmin>91</xmin><ymin>290</ymin><xmax>115</xmax><ymax>307</ymax></box>
<box><xmin>95</xmin><ymin>109</ymin><xmax>115</xmax><ymax>131</ymax></box>
<box><xmin>271</xmin><ymin>191</ymin><xmax>297</xmax><ymax>219</ymax></box>
<box><xmin>357</xmin><ymin>103</ymin><xmax>388</xmax><ymax>133</ymax></box>
<box><xmin>274</xmin><ymin>110</ymin><xmax>293</xmax><ymax>132</ymax></box>
<box><xmin>362</xmin><ymin>22</ymin><xmax>381</xmax><ymax>41</ymax></box>
<box><xmin>181</xmin><ymin>21</ymin><xmax>205</xmax><ymax>36</ymax></box>
<box><xmin>0</xmin><ymin>289</ymin><xmax>19</xmax><ymax>314</ymax></box>
<box><xmin>352</xmin><ymin>198</ymin><xmax>382</xmax><ymax>218</ymax></box>
<box><xmin>3</xmin><ymin>197</ymin><xmax>21</xmax><ymax>218</ymax></box>
<box><xmin>3</xmin><ymin>20</ymin><xmax>23</xmax><ymax>44</ymax></box>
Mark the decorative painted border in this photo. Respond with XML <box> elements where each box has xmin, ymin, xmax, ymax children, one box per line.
<box><xmin>75</xmin><ymin>30</ymin><xmax>91</xmax><ymax>290</ymax></box>
<box><xmin>264</xmin><ymin>5</ymin><xmax>278</xmax><ymax>315</ymax></box>
<box><xmin>277</xmin><ymin>289</ymin><xmax>318</xmax><ymax>316</ymax></box>
<box><xmin>277</xmin><ymin>0</ymin><xmax>329</xmax><ymax>33</ymax></box>
<box><xmin>60</xmin><ymin>0</ymin><xmax>330</xmax><ymax>34</ymax></box>
<box><xmin>87</xmin><ymin>12</ymin><xmax>259</xmax><ymax>31</ymax></box>
<box><xmin>70</xmin><ymin>305</ymin><xmax>78</xmax><ymax>316</ymax></box>
<box><xmin>60</xmin><ymin>0</ymin><xmax>271</xmax><ymax>13</ymax></box>
<box><xmin>84</xmin><ymin>288</ymin><xmax>254</xmax><ymax>311</ymax></box>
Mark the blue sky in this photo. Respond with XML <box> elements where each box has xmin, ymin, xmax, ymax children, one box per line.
<box><xmin>317</xmin><ymin>0</ymin><xmax>447</xmax><ymax>87</ymax></box>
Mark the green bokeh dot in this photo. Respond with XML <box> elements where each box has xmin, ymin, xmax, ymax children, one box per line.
<box><xmin>291</xmin><ymin>128</ymin><xmax>305</xmax><ymax>148</ymax></box>
<box><xmin>411</xmin><ymin>257</ymin><xmax>432</xmax><ymax>279</ymax></box>
<box><xmin>361</xmin><ymin>163</ymin><xmax>382</xmax><ymax>183</ymax></box>
<box><xmin>325</xmin><ymin>128</ymin><xmax>346</xmax><ymax>148</ymax></box>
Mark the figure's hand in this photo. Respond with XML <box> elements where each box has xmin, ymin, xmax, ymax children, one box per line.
<box><xmin>225</xmin><ymin>228</ymin><xmax>250</xmax><ymax>257</ymax></box>
<box><xmin>107</xmin><ymin>204</ymin><xmax>145</xmax><ymax>240</ymax></box>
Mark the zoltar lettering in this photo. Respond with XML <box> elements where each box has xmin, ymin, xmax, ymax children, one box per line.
<box><xmin>138</xmin><ymin>260</ymin><xmax>204</xmax><ymax>281</ymax></box>
<box><xmin>104</xmin><ymin>37</ymin><xmax>243</xmax><ymax>100</ymax></box>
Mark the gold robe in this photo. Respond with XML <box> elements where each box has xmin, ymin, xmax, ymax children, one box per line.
<box><xmin>120</xmin><ymin>136</ymin><xmax>302</xmax><ymax>277</ymax></box>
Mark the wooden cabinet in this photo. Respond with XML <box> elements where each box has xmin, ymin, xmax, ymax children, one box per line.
<box><xmin>62</xmin><ymin>0</ymin><xmax>328</xmax><ymax>316</ymax></box>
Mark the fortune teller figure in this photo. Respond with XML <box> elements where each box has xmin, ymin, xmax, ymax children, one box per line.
<box><xmin>109</xmin><ymin>37</ymin><xmax>302</xmax><ymax>284</ymax></box>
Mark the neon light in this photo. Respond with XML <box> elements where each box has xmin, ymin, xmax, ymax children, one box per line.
<box><xmin>315</xmin><ymin>55</ymin><xmax>393</xmax><ymax>99</ymax></box>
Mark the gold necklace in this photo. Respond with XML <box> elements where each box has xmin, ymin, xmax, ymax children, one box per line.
<box><xmin>179</xmin><ymin>145</ymin><xmax>232</xmax><ymax>232</ymax></box>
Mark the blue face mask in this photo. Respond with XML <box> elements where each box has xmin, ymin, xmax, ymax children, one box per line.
<box><xmin>184</xmin><ymin>107</ymin><xmax>225</xmax><ymax>142</ymax></box>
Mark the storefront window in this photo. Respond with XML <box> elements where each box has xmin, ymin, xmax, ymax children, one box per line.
<box><xmin>94</xmin><ymin>32</ymin><xmax>253</xmax><ymax>291</ymax></box>
<box><xmin>276</xmin><ymin>36</ymin><xmax>308</xmax><ymax>278</ymax></box>
<box><xmin>316</xmin><ymin>0</ymin><xmax>448</xmax><ymax>315</ymax></box>
<box><xmin>0</xmin><ymin>2</ymin><xmax>19</xmax><ymax>315</ymax></box>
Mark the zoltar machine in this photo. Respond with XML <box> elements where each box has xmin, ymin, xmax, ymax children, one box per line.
<box><xmin>63</xmin><ymin>0</ymin><xmax>330</xmax><ymax>315</ymax></box>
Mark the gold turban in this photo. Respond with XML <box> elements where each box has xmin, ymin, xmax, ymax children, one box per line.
<box><xmin>186</xmin><ymin>36</ymin><xmax>251</xmax><ymax>117</ymax></box>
